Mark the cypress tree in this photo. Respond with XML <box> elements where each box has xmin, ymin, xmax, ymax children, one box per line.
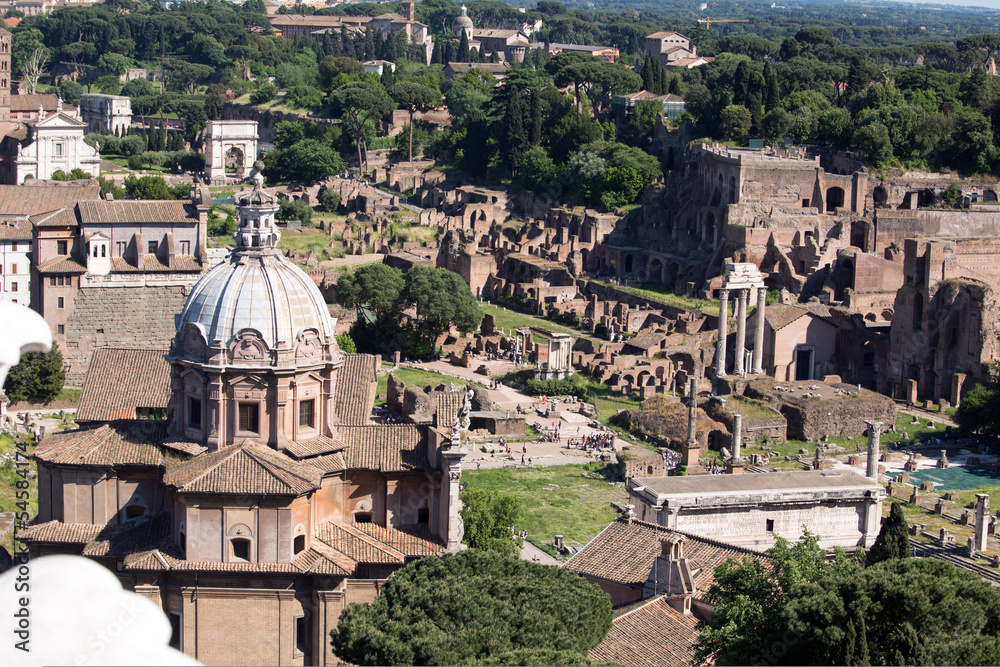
<box><xmin>432</xmin><ymin>42</ymin><xmax>442</xmax><ymax>65</ymax></box>
<box><xmin>529</xmin><ymin>87</ymin><xmax>542</xmax><ymax>145</ymax></box>
<box><xmin>159</xmin><ymin>120</ymin><xmax>167</xmax><ymax>151</ymax></box>
<box><xmin>856</xmin><ymin>617</ymin><xmax>870</xmax><ymax>666</ymax></box>
<box><xmin>867</xmin><ymin>501</ymin><xmax>911</xmax><ymax>564</ymax></box>
<box><xmin>659</xmin><ymin>67</ymin><xmax>669</xmax><ymax>96</ymax></box>
<box><xmin>458</xmin><ymin>32</ymin><xmax>470</xmax><ymax>62</ymax></box>
<box><xmin>843</xmin><ymin>619</ymin><xmax>857</xmax><ymax>666</ymax></box>
<box><xmin>501</xmin><ymin>89</ymin><xmax>528</xmax><ymax>175</ymax></box>
<box><xmin>641</xmin><ymin>54</ymin><xmax>653</xmax><ymax>91</ymax></box>
<box><xmin>764</xmin><ymin>61</ymin><xmax>780</xmax><ymax>112</ymax></box>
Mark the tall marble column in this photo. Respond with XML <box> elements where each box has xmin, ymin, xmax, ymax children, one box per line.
<box><xmin>733</xmin><ymin>289</ymin><xmax>747</xmax><ymax>376</ymax></box>
<box><xmin>686</xmin><ymin>377</ymin><xmax>697</xmax><ymax>445</ymax></box>
<box><xmin>716</xmin><ymin>289</ymin><xmax>729</xmax><ymax>376</ymax></box>
<box><xmin>752</xmin><ymin>287</ymin><xmax>766</xmax><ymax>374</ymax></box>
<box><xmin>732</xmin><ymin>413</ymin><xmax>743</xmax><ymax>459</ymax></box>
<box><xmin>865</xmin><ymin>420</ymin><xmax>882</xmax><ymax>480</ymax></box>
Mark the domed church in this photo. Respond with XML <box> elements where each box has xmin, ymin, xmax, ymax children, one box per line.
<box><xmin>22</xmin><ymin>169</ymin><xmax>468</xmax><ymax>666</ymax></box>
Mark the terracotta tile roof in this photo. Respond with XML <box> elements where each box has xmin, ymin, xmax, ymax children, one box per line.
<box><xmin>314</xmin><ymin>521</ymin><xmax>405</xmax><ymax>564</ymax></box>
<box><xmin>0</xmin><ymin>185</ymin><xmax>99</xmax><ymax>216</ymax></box>
<box><xmin>17</xmin><ymin>521</ymin><xmax>103</xmax><ymax>544</ymax></box>
<box><xmin>589</xmin><ymin>596</ymin><xmax>701</xmax><ymax>667</ymax></box>
<box><xmin>82</xmin><ymin>511</ymin><xmax>173</xmax><ymax>558</ymax></box>
<box><xmin>0</xmin><ymin>218</ymin><xmax>31</xmax><ymax>240</ymax></box>
<box><xmin>307</xmin><ymin>452</ymin><xmax>347</xmax><ymax>473</ymax></box>
<box><xmin>36</xmin><ymin>255</ymin><xmax>87</xmax><ymax>274</ymax></box>
<box><xmin>434</xmin><ymin>391</ymin><xmax>462</xmax><ymax>430</ymax></box>
<box><xmin>158</xmin><ymin>436</ymin><xmax>208</xmax><ymax>457</ymax></box>
<box><xmin>284</xmin><ymin>435</ymin><xmax>348</xmax><ymax>459</ymax></box>
<box><xmin>108</xmin><ymin>255</ymin><xmax>202</xmax><ymax>273</ymax></box>
<box><xmin>77</xmin><ymin>347</ymin><xmax>171</xmax><ymax>422</ymax></box>
<box><xmin>624</xmin><ymin>330</ymin><xmax>667</xmax><ymax>353</ymax></box>
<box><xmin>10</xmin><ymin>94</ymin><xmax>70</xmax><ymax>113</ymax></box>
<box><xmin>163</xmin><ymin>442</ymin><xmax>322</xmax><ymax>495</ymax></box>
<box><xmin>565</xmin><ymin>518</ymin><xmax>762</xmax><ymax>590</ymax></box>
<box><xmin>77</xmin><ymin>200</ymin><xmax>199</xmax><ymax>224</ymax></box>
<box><xmin>335</xmin><ymin>353</ymin><xmax>378</xmax><ymax>425</ymax></box>
<box><xmin>340</xmin><ymin>425</ymin><xmax>429</xmax><ymax>472</ymax></box>
<box><xmin>29</xmin><ymin>207</ymin><xmax>80</xmax><ymax>227</ymax></box>
<box><xmin>352</xmin><ymin>522</ymin><xmax>445</xmax><ymax>557</ymax></box>
<box><xmin>291</xmin><ymin>542</ymin><xmax>356</xmax><ymax>576</ymax></box>
<box><xmin>33</xmin><ymin>421</ymin><xmax>167</xmax><ymax>467</ymax></box>
<box><xmin>764</xmin><ymin>303</ymin><xmax>834</xmax><ymax>331</ymax></box>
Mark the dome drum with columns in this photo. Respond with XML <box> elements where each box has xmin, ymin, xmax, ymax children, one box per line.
<box><xmin>168</xmin><ymin>164</ymin><xmax>342</xmax><ymax>452</ymax></box>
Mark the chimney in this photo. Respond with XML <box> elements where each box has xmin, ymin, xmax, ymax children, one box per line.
<box><xmin>865</xmin><ymin>420</ymin><xmax>882</xmax><ymax>480</ymax></box>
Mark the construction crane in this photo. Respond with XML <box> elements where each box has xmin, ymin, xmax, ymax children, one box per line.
<box><xmin>697</xmin><ymin>17</ymin><xmax>750</xmax><ymax>31</ymax></box>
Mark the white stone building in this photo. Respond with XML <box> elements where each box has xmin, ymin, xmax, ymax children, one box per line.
<box><xmin>204</xmin><ymin>120</ymin><xmax>258</xmax><ymax>185</ymax></box>
<box><xmin>12</xmin><ymin>101</ymin><xmax>101</xmax><ymax>184</ymax></box>
<box><xmin>0</xmin><ymin>218</ymin><xmax>30</xmax><ymax>304</ymax></box>
<box><xmin>628</xmin><ymin>469</ymin><xmax>886</xmax><ymax>550</ymax></box>
<box><xmin>78</xmin><ymin>94</ymin><xmax>132</xmax><ymax>134</ymax></box>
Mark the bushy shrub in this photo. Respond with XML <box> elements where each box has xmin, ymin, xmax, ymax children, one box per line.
<box><xmin>277</xmin><ymin>198</ymin><xmax>313</xmax><ymax>226</ymax></box>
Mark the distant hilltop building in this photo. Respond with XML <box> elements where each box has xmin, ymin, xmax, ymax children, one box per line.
<box><xmin>644</xmin><ymin>30</ymin><xmax>713</xmax><ymax>69</ymax></box>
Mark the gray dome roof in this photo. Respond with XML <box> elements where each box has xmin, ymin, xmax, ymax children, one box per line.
<box><xmin>453</xmin><ymin>6</ymin><xmax>473</xmax><ymax>29</ymax></box>
<box><xmin>178</xmin><ymin>251</ymin><xmax>335</xmax><ymax>353</ymax></box>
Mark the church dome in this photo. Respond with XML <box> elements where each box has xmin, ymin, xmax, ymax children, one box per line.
<box><xmin>178</xmin><ymin>251</ymin><xmax>335</xmax><ymax>355</ymax></box>
<box><xmin>453</xmin><ymin>5</ymin><xmax>474</xmax><ymax>32</ymax></box>
<box><xmin>176</xmin><ymin>176</ymin><xmax>337</xmax><ymax>361</ymax></box>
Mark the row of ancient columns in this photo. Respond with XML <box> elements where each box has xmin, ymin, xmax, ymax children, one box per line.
<box><xmin>716</xmin><ymin>287</ymin><xmax>767</xmax><ymax>376</ymax></box>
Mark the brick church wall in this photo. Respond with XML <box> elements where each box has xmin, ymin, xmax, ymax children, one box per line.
<box><xmin>63</xmin><ymin>285</ymin><xmax>191</xmax><ymax>384</ymax></box>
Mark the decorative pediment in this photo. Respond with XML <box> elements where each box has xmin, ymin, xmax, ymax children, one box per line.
<box><xmin>230</xmin><ymin>328</ymin><xmax>269</xmax><ymax>364</ymax></box>
<box><xmin>34</xmin><ymin>112</ymin><xmax>87</xmax><ymax>128</ymax></box>
<box><xmin>294</xmin><ymin>328</ymin><xmax>322</xmax><ymax>363</ymax></box>
<box><xmin>183</xmin><ymin>323</ymin><xmax>207</xmax><ymax>362</ymax></box>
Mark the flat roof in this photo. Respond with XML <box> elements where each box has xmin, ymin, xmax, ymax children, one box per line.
<box><xmin>634</xmin><ymin>469</ymin><xmax>881</xmax><ymax>499</ymax></box>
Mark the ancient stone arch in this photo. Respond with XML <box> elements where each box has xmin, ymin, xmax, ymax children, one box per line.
<box><xmin>206</xmin><ymin>120</ymin><xmax>259</xmax><ymax>185</ymax></box>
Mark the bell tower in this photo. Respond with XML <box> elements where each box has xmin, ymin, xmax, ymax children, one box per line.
<box><xmin>0</xmin><ymin>28</ymin><xmax>11</xmax><ymax>122</ymax></box>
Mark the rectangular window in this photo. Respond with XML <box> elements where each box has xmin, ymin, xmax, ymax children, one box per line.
<box><xmin>148</xmin><ymin>241</ymin><xmax>158</xmax><ymax>254</ymax></box>
<box><xmin>10</xmin><ymin>282</ymin><xmax>16</xmax><ymax>292</ymax></box>
<box><xmin>57</xmin><ymin>297</ymin><xmax>64</xmax><ymax>309</ymax></box>
<box><xmin>116</xmin><ymin>241</ymin><xmax>126</xmax><ymax>257</ymax></box>
<box><xmin>168</xmin><ymin>613</ymin><xmax>182</xmax><ymax>651</ymax></box>
<box><xmin>188</xmin><ymin>397</ymin><xmax>201</xmax><ymax>429</ymax></box>
<box><xmin>57</xmin><ymin>240</ymin><xmax>67</xmax><ymax>255</ymax></box>
<box><xmin>765</xmin><ymin>519</ymin><xmax>775</xmax><ymax>532</ymax></box>
<box><xmin>180</xmin><ymin>240</ymin><xmax>190</xmax><ymax>255</ymax></box>
<box><xmin>49</xmin><ymin>276</ymin><xmax>56</xmax><ymax>286</ymax></box>
<box><xmin>231</xmin><ymin>539</ymin><xmax>250</xmax><ymax>561</ymax></box>
<box><xmin>54</xmin><ymin>143</ymin><xmax>63</xmax><ymax>157</ymax></box>
<box><xmin>56</xmin><ymin>324</ymin><xmax>64</xmax><ymax>335</ymax></box>
<box><xmin>11</xmin><ymin>241</ymin><xmax>16</xmax><ymax>251</ymax></box>
<box><xmin>238</xmin><ymin>403</ymin><xmax>259</xmax><ymax>434</ymax></box>
<box><xmin>57</xmin><ymin>275</ymin><xmax>64</xmax><ymax>286</ymax></box>
<box><xmin>299</xmin><ymin>399</ymin><xmax>315</xmax><ymax>429</ymax></box>
<box><xmin>295</xmin><ymin>616</ymin><xmax>310</xmax><ymax>656</ymax></box>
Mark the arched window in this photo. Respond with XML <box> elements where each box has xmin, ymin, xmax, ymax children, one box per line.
<box><xmin>293</xmin><ymin>534</ymin><xmax>306</xmax><ymax>554</ymax></box>
<box><xmin>125</xmin><ymin>504</ymin><xmax>146</xmax><ymax>519</ymax></box>
<box><xmin>101</xmin><ymin>245</ymin><xmax>106</xmax><ymax>257</ymax></box>
<box><xmin>354</xmin><ymin>512</ymin><xmax>373</xmax><ymax>524</ymax></box>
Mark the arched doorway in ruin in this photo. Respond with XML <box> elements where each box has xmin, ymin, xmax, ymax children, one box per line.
<box><xmin>826</xmin><ymin>186</ymin><xmax>846</xmax><ymax>212</ymax></box>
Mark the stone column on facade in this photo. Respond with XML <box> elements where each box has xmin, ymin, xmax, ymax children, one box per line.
<box><xmin>732</xmin><ymin>413</ymin><xmax>743</xmax><ymax>460</ymax></box>
<box><xmin>865</xmin><ymin>420</ymin><xmax>882</xmax><ymax>480</ymax></box>
<box><xmin>952</xmin><ymin>372</ymin><xmax>967</xmax><ymax>408</ymax></box>
<box><xmin>975</xmin><ymin>493</ymin><xmax>990</xmax><ymax>552</ymax></box>
<box><xmin>206</xmin><ymin>375</ymin><xmax>223</xmax><ymax>450</ymax></box>
<box><xmin>734</xmin><ymin>289</ymin><xmax>747</xmax><ymax>376</ymax></box>
<box><xmin>716</xmin><ymin>289</ymin><xmax>729</xmax><ymax>376</ymax></box>
<box><xmin>862</xmin><ymin>490</ymin><xmax>882</xmax><ymax>548</ymax></box>
<box><xmin>752</xmin><ymin>287</ymin><xmax>766</xmax><ymax>374</ymax></box>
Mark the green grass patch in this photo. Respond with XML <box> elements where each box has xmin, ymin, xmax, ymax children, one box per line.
<box><xmin>480</xmin><ymin>302</ymin><xmax>602</xmax><ymax>347</ymax></box>
<box><xmin>0</xmin><ymin>434</ymin><xmax>37</xmax><ymax>556</ymax></box>
<box><xmin>57</xmin><ymin>387</ymin><xmax>81</xmax><ymax>402</ymax></box>
<box><xmin>376</xmin><ymin>362</ymin><xmax>486</xmax><ymax>402</ymax></box>
<box><xmin>277</xmin><ymin>227</ymin><xmax>340</xmax><ymax>263</ymax></box>
<box><xmin>590</xmin><ymin>279</ymin><xmax>718</xmax><ymax>316</ymax></box>
<box><xmin>463</xmin><ymin>462</ymin><xmax>624</xmax><ymax>556</ymax></box>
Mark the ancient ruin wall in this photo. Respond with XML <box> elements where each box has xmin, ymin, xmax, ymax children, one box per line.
<box><xmin>64</xmin><ymin>284</ymin><xmax>190</xmax><ymax>384</ymax></box>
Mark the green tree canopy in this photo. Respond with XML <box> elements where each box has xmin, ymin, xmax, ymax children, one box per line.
<box><xmin>402</xmin><ymin>265</ymin><xmax>483</xmax><ymax>348</ymax></box>
<box><xmin>460</xmin><ymin>488</ymin><xmax>524</xmax><ymax>557</ymax></box>
<box><xmin>3</xmin><ymin>342</ymin><xmax>65</xmax><ymax>403</ymax></box>
<box><xmin>867</xmin><ymin>501</ymin><xmax>911</xmax><ymax>564</ymax></box>
<box><xmin>330</xmin><ymin>549</ymin><xmax>612</xmax><ymax>666</ymax></box>
<box><xmin>331</xmin><ymin>81</ymin><xmax>393</xmax><ymax>174</ymax></box>
<box><xmin>335</xmin><ymin>263</ymin><xmax>405</xmax><ymax>322</ymax></box>
<box><xmin>389</xmin><ymin>81</ymin><xmax>440</xmax><ymax>162</ymax></box>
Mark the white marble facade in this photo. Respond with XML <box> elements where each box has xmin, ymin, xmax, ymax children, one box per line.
<box><xmin>15</xmin><ymin>104</ymin><xmax>100</xmax><ymax>184</ymax></box>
